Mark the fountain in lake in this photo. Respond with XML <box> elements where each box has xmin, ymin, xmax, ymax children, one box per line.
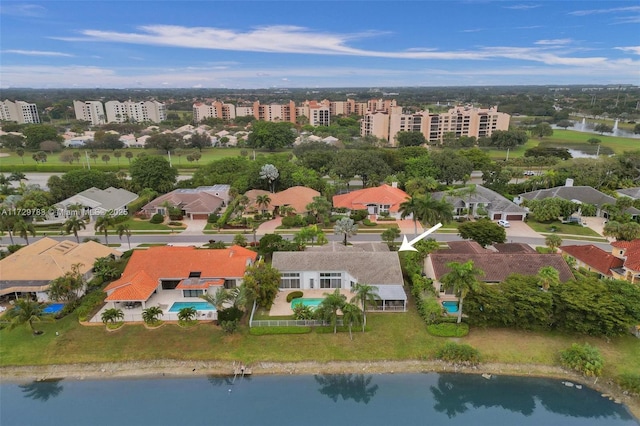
<box><xmin>613</xmin><ymin>119</ymin><xmax>619</xmax><ymax>136</ymax></box>
<box><xmin>581</xmin><ymin>117</ymin><xmax>586</xmax><ymax>131</ymax></box>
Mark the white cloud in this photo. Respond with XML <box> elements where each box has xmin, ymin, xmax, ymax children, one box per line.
<box><xmin>3</xmin><ymin>49</ymin><xmax>73</xmax><ymax>57</ymax></box>
<box><xmin>504</xmin><ymin>4</ymin><xmax>541</xmax><ymax>10</ymax></box>
<box><xmin>615</xmin><ymin>46</ymin><xmax>640</xmax><ymax>55</ymax></box>
<box><xmin>0</xmin><ymin>4</ymin><xmax>46</xmax><ymax>17</ymax></box>
<box><xmin>535</xmin><ymin>39</ymin><xmax>573</xmax><ymax>46</ymax></box>
<box><xmin>569</xmin><ymin>5</ymin><xmax>640</xmax><ymax>16</ymax></box>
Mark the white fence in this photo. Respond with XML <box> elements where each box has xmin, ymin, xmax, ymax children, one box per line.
<box><xmin>249</xmin><ymin>319</ymin><xmax>344</xmax><ymax>327</ymax></box>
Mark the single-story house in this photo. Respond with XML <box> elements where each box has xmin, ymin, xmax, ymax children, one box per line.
<box><xmin>0</xmin><ymin>238</ymin><xmax>120</xmax><ymax>302</ymax></box>
<box><xmin>103</xmin><ymin>245</ymin><xmax>257</xmax><ymax>318</ymax></box>
<box><xmin>517</xmin><ymin>180</ymin><xmax>640</xmax><ymax>219</ymax></box>
<box><xmin>141</xmin><ymin>185</ymin><xmax>231</xmax><ymax>220</ymax></box>
<box><xmin>333</xmin><ymin>184</ymin><xmax>410</xmax><ymax>219</ymax></box>
<box><xmin>272</xmin><ymin>249</ymin><xmax>407</xmax><ymax>311</ymax></box>
<box><xmin>425</xmin><ymin>241</ymin><xmax>574</xmax><ymax>297</ymax></box>
<box><xmin>432</xmin><ymin>185</ymin><xmax>527</xmax><ymax>221</ymax></box>
<box><xmin>616</xmin><ymin>188</ymin><xmax>640</xmax><ymax>199</ymax></box>
<box><xmin>51</xmin><ymin>186</ymin><xmax>138</xmax><ymax>222</ymax></box>
<box><xmin>560</xmin><ymin>245</ymin><xmax>624</xmax><ymax>279</ymax></box>
<box><xmin>245</xmin><ymin>186</ymin><xmax>321</xmax><ymax>215</ymax></box>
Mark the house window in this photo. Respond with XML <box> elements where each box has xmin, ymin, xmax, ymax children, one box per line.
<box><xmin>183</xmin><ymin>289</ymin><xmax>203</xmax><ymax>297</ymax></box>
<box><xmin>280</xmin><ymin>273</ymin><xmax>301</xmax><ymax>289</ymax></box>
<box><xmin>380</xmin><ymin>205</ymin><xmax>391</xmax><ymax>214</ymax></box>
<box><xmin>224</xmin><ymin>279</ymin><xmax>236</xmax><ymax>289</ymax></box>
<box><xmin>320</xmin><ymin>272</ymin><xmax>342</xmax><ymax>288</ymax></box>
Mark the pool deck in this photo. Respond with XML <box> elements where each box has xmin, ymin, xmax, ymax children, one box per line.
<box><xmin>269</xmin><ymin>289</ymin><xmax>356</xmax><ymax>316</ymax></box>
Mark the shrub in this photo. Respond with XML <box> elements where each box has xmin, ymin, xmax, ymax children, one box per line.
<box><xmin>560</xmin><ymin>343</ymin><xmax>604</xmax><ymax>377</ymax></box>
<box><xmin>333</xmin><ymin>207</ymin><xmax>348</xmax><ymax>214</ymax></box>
<box><xmin>168</xmin><ymin>221</ymin><xmax>183</xmax><ymax>226</ymax></box>
<box><xmin>207</xmin><ymin>213</ymin><xmax>220</xmax><ymax>223</ymax></box>
<box><xmin>217</xmin><ymin>306</ymin><xmax>243</xmax><ymax>322</ymax></box>
<box><xmin>76</xmin><ymin>290</ymin><xmax>107</xmax><ymax>322</ymax></box>
<box><xmin>329</xmin><ymin>215</ymin><xmax>347</xmax><ymax>223</ymax></box>
<box><xmin>281</xmin><ymin>215</ymin><xmax>304</xmax><ymax>228</ymax></box>
<box><xmin>436</xmin><ymin>342</ymin><xmax>481</xmax><ymax>366</ymax></box>
<box><xmin>220</xmin><ymin>319</ymin><xmax>239</xmax><ymax>334</ymax></box>
<box><xmin>616</xmin><ymin>374</ymin><xmax>640</xmax><ymax>395</ymax></box>
<box><xmin>286</xmin><ymin>291</ymin><xmax>304</xmax><ymax>302</ymax></box>
<box><xmin>7</xmin><ymin>244</ymin><xmax>24</xmax><ymax>254</ymax></box>
<box><xmin>150</xmin><ymin>213</ymin><xmax>164</xmax><ymax>224</ymax></box>
<box><xmin>304</xmin><ymin>215</ymin><xmax>317</xmax><ymax>225</ymax></box>
<box><xmin>292</xmin><ymin>304</ymin><xmax>314</xmax><ymax>320</ymax></box>
<box><xmin>427</xmin><ymin>322</ymin><xmax>469</xmax><ymax>337</ymax></box>
<box><xmin>249</xmin><ymin>326</ymin><xmax>312</xmax><ymax>335</ymax></box>
<box><xmin>362</xmin><ymin>218</ymin><xmax>377</xmax><ymax>226</ymax></box>
<box><xmin>350</xmin><ymin>209</ymin><xmax>368</xmax><ymax>222</ymax></box>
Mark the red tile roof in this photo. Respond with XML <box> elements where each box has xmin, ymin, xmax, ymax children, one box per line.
<box><xmin>104</xmin><ymin>246</ymin><xmax>256</xmax><ymax>302</ymax></box>
<box><xmin>610</xmin><ymin>240</ymin><xmax>640</xmax><ymax>272</ymax></box>
<box><xmin>333</xmin><ymin>184</ymin><xmax>410</xmax><ymax>213</ymax></box>
<box><xmin>560</xmin><ymin>245</ymin><xmax>623</xmax><ymax>277</ymax></box>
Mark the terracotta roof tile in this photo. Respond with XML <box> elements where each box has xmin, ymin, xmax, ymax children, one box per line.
<box><xmin>560</xmin><ymin>245</ymin><xmax>623</xmax><ymax>276</ymax></box>
<box><xmin>333</xmin><ymin>184</ymin><xmax>409</xmax><ymax>213</ymax></box>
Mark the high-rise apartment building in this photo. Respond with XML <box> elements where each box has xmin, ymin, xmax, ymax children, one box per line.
<box><xmin>193</xmin><ymin>101</ymin><xmax>236</xmax><ymax>122</ymax></box>
<box><xmin>0</xmin><ymin>100</ymin><xmax>40</xmax><ymax>124</ymax></box>
<box><xmin>73</xmin><ymin>100</ymin><xmax>106</xmax><ymax>125</ymax></box>
<box><xmin>104</xmin><ymin>100</ymin><xmax>166</xmax><ymax>123</ymax></box>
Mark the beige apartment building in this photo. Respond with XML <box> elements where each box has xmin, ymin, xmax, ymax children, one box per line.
<box><xmin>361</xmin><ymin>105</ymin><xmax>510</xmax><ymax>146</ymax></box>
<box><xmin>0</xmin><ymin>100</ymin><xmax>40</xmax><ymax>124</ymax></box>
<box><xmin>104</xmin><ymin>100</ymin><xmax>166</xmax><ymax>123</ymax></box>
<box><xmin>73</xmin><ymin>100</ymin><xmax>106</xmax><ymax>125</ymax></box>
<box><xmin>193</xmin><ymin>101</ymin><xmax>236</xmax><ymax>122</ymax></box>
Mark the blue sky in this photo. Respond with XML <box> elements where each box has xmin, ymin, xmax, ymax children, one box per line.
<box><xmin>1</xmin><ymin>1</ymin><xmax>639</xmax><ymax>88</ymax></box>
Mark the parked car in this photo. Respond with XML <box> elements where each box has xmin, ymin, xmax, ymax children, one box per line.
<box><xmin>523</xmin><ymin>170</ymin><xmax>536</xmax><ymax>176</ymax></box>
<box><xmin>497</xmin><ymin>219</ymin><xmax>510</xmax><ymax>228</ymax></box>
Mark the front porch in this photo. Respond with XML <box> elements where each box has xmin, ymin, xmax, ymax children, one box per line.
<box><xmin>90</xmin><ymin>291</ymin><xmax>217</xmax><ymax>323</ymax></box>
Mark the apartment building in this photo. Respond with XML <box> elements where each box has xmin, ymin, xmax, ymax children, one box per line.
<box><xmin>361</xmin><ymin>105</ymin><xmax>510</xmax><ymax>146</ymax></box>
<box><xmin>73</xmin><ymin>100</ymin><xmax>106</xmax><ymax>125</ymax></box>
<box><xmin>193</xmin><ymin>101</ymin><xmax>236</xmax><ymax>122</ymax></box>
<box><xmin>104</xmin><ymin>100</ymin><xmax>166</xmax><ymax>123</ymax></box>
<box><xmin>253</xmin><ymin>100</ymin><xmax>297</xmax><ymax>123</ymax></box>
<box><xmin>297</xmin><ymin>100</ymin><xmax>330</xmax><ymax>126</ymax></box>
<box><xmin>0</xmin><ymin>100</ymin><xmax>40</xmax><ymax>124</ymax></box>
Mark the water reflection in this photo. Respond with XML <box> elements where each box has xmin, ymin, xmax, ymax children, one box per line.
<box><xmin>315</xmin><ymin>374</ymin><xmax>379</xmax><ymax>404</ymax></box>
<box><xmin>207</xmin><ymin>374</ymin><xmax>251</xmax><ymax>387</ymax></box>
<box><xmin>430</xmin><ymin>374</ymin><xmax>632</xmax><ymax>420</ymax></box>
<box><xmin>19</xmin><ymin>378</ymin><xmax>64</xmax><ymax>402</ymax></box>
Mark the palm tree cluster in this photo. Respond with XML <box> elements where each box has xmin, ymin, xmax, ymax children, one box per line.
<box><xmin>314</xmin><ymin>284</ymin><xmax>379</xmax><ymax>340</ymax></box>
<box><xmin>399</xmin><ymin>194</ymin><xmax>453</xmax><ymax>237</ymax></box>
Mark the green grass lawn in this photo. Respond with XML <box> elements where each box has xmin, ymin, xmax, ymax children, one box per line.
<box><xmin>526</xmin><ymin>219</ymin><xmax>602</xmax><ymax>237</ymax></box>
<box><xmin>113</xmin><ymin>218</ymin><xmax>182</xmax><ymax>231</ymax></box>
<box><xmin>1</xmin><ymin>308</ymin><xmax>638</xmax><ymax>382</ymax></box>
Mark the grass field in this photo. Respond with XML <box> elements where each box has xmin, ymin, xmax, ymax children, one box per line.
<box><xmin>526</xmin><ymin>219</ymin><xmax>602</xmax><ymax>237</ymax></box>
<box><xmin>1</xmin><ymin>308</ymin><xmax>638</xmax><ymax>381</ymax></box>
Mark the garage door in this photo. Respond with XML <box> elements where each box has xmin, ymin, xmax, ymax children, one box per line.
<box><xmin>493</xmin><ymin>213</ymin><xmax>502</xmax><ymax>220</ymax></box>
<box><xmin>506</xmin><ymin>214</ymin><xmax>523</xmax><ymax>221</ymax></box>
<box><xmin>192</xmin><ymin>214</ymin><xmax>209</xmax><ymax>220</ymax></box>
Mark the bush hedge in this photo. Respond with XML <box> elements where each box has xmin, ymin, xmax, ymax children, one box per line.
<box><xmin>362</xmin><ymin>218</ymin><xmax>377</xmax><ymax>226</ymax></box>
<box><xmin>150</xmin><ymin>213</ymin><xmax>164</xmax><ymax>224</ymax></box>
<box><xmin>427</xmin><ymin>322</ymin><xmax>469</xmax><ymax>337</ymax></box>
<box><xmin>218</xmin><ymin>306</ymin><xmax>243</xmax><ymax>322</ymax></box>
<box><xmin>281</xmin><ymin>215</ymin><xmax>305</xmax><ymax>228</ymax></box>
<box><xmin>168</xmin><ymin>221</ymin><xmax>183</xmax><ymax>226</ymax></box>
<box><xmin>617</xmin><ymin>374</ymin><xmax>640</xmax><ymax>395</ymax></box>
<box><xmin>436</xmin><ymin>342</ymin><xmax>481</xmax><ymax>366</ymax></box>
<box><xmin>286</xmin><ymin>291</ymin><xmax>304</xmax><ymax>303</ymax></box>
<box><xmin>349</xmin><ymin>209</ymin><xmax>368</xmax><ymax>222</ymax></box>
<box><xmin>560</xmin><ymin>343</ymin><xmax>604</xmax><ymax>377</ymax></box>
<box><xmin>76</xmin><ymin>290</ymin><xmax>107</xmax><ymax>322</ymax></box>
<box><xmin>249</xmin><ymin>326</ymin><xmax>312</xmax><ymax>335</ymax></box>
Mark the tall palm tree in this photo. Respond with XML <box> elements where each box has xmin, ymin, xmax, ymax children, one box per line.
<box><xmin>537</xmin><ymin>266</ymin><xmax>560</xmax><ymax>291</ymax></box>
<box><xmin>315</xmin><ymin>289</ymin><xmax>347</xmax><ymax>333</ymax></box>
<box><xmin>117</xmin><ymin>223</ymin><xmax>132</xmax><ymax>249</ymax></box>
<box><xmin>401</xmin><ymin>195</ymin><xmax>453</xmax><ymax>237</ymax></box>
<box><xmin>201</xmin><ymin>288</ymin><xmax>233</xmax><ymax>310</ymax></box>
<box><xmin>350</xmin><ymin>283</ymin><xmax>380</xmax><ymax>332</ymax></box>
<box><xmin>334</xmin><ymin>217</ymin><xmax>358</xmax><ymax>246</ymax></box>
<box><xmin>12</xmin><ymin>218</ymin><xmax>35</xmax><ymax>245</ymax></box>
<box><xmin>255</xmin><ymin>194</ymin><xmax>271</xmax><ymax>214</ymax></box>
<box><xmin>440</xmin><ymin>260</ymin><xmax>484</xmax><ymax>324</ymax></box>
<box><xmin>0</xmin><ymin>215</ymin><xmax>16</xmax><ymax>245</ymax></box>
<box><xmin>141</xmin><ymin>306</ymin><xmax>164</xmax><ymax>324</ymax></box>
<box><xmin>101</xmin><ymin>308</ymin><xmax>124</xmax><ymax>324</ymax></box>
<box><xmin>8</xmin><ymin>298</ymin><xmax>48</xmax><ymax>335</ymax></box>
<box><xmin>341</xmin><ymin>302</ymin><xmax>363</xmax><ymax>340</ymax></box>
<box><xmin>63</xmin><ymin>215</ymin><xmax>86</xmax><ymax>243</ymax></box>
<box><xmin>95</xmin><ymin>211</ymin><xmax>116</xmax><ymax>245</ymax></box>
<box><xmin>399</xmin><ymin>196</ymin><xmax>421</xmax><ymax>237</ymax></box>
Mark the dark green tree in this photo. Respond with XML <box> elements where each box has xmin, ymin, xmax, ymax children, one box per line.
<box><xmin>458</xmin><ymin>219</ymin><xmax>507</xmax><ymax>247</ymax></box>
<box><xmin>22</xmin><ymin>124</ymin><xmax>62</xmax><ymax>150</ymax></box>
<box><xmin>243</xmin><ymin>261</ymin><xmax>281</xmax><ymax>309</ymax></box>
<box><xmin>248</xmin><ymin>121</ymin><xmax>296</xmax><ymax>151</ymax></box>
<box><xmin>129</xmin><ymin>156</ymin><xmax>177</xmax><ymax>193</ymax></box>
<box><xmin>396</xmin><ymin>131</ymin><xmax>426</xmax><ymax>147</ymax></box>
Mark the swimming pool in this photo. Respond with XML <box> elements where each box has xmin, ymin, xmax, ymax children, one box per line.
<box><xmin>43</xmin><ymin>303</ymin><xmax>64</xmax><ymax>314</ymax></box>
<box><xmin>290</xmin><ymin>298</ymin><xmax>324</xmax><ymax>310</ymax></box>
<box><xmin>442</xmin><ymin>301</ymin><xmax>459</xmax><ymax>313</ymax></box>
<box><xmin>168</xmin><ymin>302</ymin><xmax>216</xmax><ymax>313</ymax></box>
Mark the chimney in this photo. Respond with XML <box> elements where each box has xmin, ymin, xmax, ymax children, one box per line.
<box><xmin>565</xmin><ymin>178</ymin><xmax>574</xmax><ymax>187</ymax></box>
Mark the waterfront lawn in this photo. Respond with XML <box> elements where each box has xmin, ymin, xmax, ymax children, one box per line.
<box><xmin>1</xmin><ymin>309</ymin><xmax>639</xmax><ymax>382</ymax></box>
<box><xmin>526</xmin><ymin>219</ymin><xmax>601</xmax><ymax>237</ymax></box>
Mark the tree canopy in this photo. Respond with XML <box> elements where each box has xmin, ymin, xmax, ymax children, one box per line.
<box><xmin>129</xmin><ymin>155</ymin><xmax>178</xmax><ymax>193</ymax></box>
<box><xmin>247</xmin><ymin>121</ymin><xmax>296</xmax><ymax>151</ymax></box>
<box><xmin>458</xmin><ymin>219</ymin><xmax>507</xmax><ymax>247</ymax></box>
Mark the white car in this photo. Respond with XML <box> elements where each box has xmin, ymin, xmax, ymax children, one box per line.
<box><xmin>523</xmin><ymin>170</ymin><xmax>536</xmax><ymax>176</ymax></box>
<box><xmin>497</xmin><ymin>219</ymin><xmax>510</xmax><ymax>228</ymax></box>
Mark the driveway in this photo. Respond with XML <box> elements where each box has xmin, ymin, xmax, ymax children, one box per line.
<box><xmin>502</xmin><ymin>220</ymin><xmax>542</xmax><ymax>240</ymax></box>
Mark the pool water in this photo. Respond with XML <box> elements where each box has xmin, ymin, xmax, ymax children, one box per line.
<box><xmin>291</xmin><ymin>298</ymin><xmax>324</xmax><ymax>310</ymax></box>
<box><xmin>43</xmin><ymin>303</ymin><xmax>64</xmax><ymax>314</ymax></box>
<box><xmin>442</xmin><ymin>301</ymin><xmax>459</xmax><ymax>313</ymax></box>
<box><xmin>168</xmin><ymin>302</ymin><xmax>216</xmax><ymax>313</ymax></box>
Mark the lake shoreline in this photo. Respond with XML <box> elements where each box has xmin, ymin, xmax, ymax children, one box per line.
<box><xmin>1</xmin><ymin>359</ymin><xmax>638</xmax><ymax>420</ymax></box>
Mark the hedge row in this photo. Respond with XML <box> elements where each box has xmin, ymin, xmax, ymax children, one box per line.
<box><xmin>249</xmin><ymin>326</ymin><xmax>312</xmax><ymax>335</ymax></box>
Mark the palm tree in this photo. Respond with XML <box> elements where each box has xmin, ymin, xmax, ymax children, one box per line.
<box><xmin>544</xmin><ymin>234</ymin><xmax>562</xmax><ymax>253</ymax></box>
<box><xmin>177</xmin><ymin>306</ymin><xmax>197</xmax><ymax>322</ymax></box>
<box><xmin>0</xmin><ymin>215</ymin><xmax>16</xmax><ymax>245</ymax></box>
<box><xmin>538</xmin><ymin>266</ymin><xmax>560</xmax><ymax>291</ymax></box>
<box><xmin>95</xmin><ymin>211</ymin><xmax>116</xmax><ymax>245</ymax></box>
<box><xmin>440</xmin><ymin>260</ymin><xmax>484</xmax><ymax>324</ymax></box>
<box><xmin>399</xmin><ymin>196</ymin><xmax>421</xmax><ymax>236</ymax></box>
<box><xmin>101</xmin><ymin>308</ymin><xmax>124</xmax><ymax>324</ymax></box>
<box><xmin>417</xmin><ymin>194</ymin><xmax>454</xmax><ymax>228</ymax></box>
<box><xmin>341</xmin><ymin>302</ymin><xmax>363</xmax><ymax>340</ymax></box>
<box><xmin>350</xmin><ymin>283</ymin><xmax>380</xmax><ymax>332</ymax></box>
<box><xmin>63</xmin><ymin>215</ymin><xmax>86</xmax><ymax>243</ymax></box>
<box><xmin>279</xmin><ymin>205</ymin><xmax>295</xmax><ymax>217</ymax></box>
<box><xmin>200</xmin><ymin>288</ymin><xmax>233</xmax><ymax>310</ymax></box>
<box><xmin>141</xmin><ymin>306</ymin><xmax>164</xmax><ymax>324</ymax></box>
<box><xmin>8</xmin><ymin>298</ymin><xmax>48</xmax><ymax>335</ymax></box>
<box><xmin>12</xmin><ymin>218</ymin><xmax>35</xmax><ymax>245</ymax></box>
<box><xmin>117</xmin><ymin>223</ymin><xmax>132</xmax><ymax>249</ymax></box>
<box><xmin>315</xmin><ymin>289</ymin><xmax>346</xmax><ymax>333</ymax></box>
<box><xmin>255</xmin><ymin>194</ymin><xmax>271</xmax><ymax>214</ymax></box>
<box><xmin>334</xmin><ymin>217</ymin><xmax>358</xmax><ymax>246</ymax></box>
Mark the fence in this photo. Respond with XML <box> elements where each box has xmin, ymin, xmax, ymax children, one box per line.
<box><xmin>249</xmin><ymin>319</ymin><xmax>344</xmax><ymax>327</ymax></box>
